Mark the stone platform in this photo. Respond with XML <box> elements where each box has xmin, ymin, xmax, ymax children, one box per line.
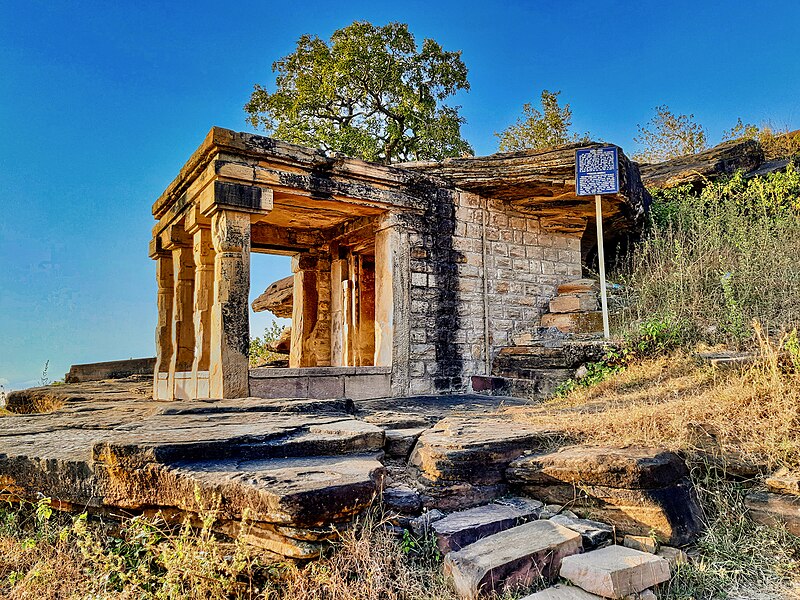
<box><xmin>2</xmin><ymin>377</ymin><xmax>704</xmax><ymax>564</ymax></box>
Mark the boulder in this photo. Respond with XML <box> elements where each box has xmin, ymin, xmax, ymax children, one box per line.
<box><xmin>639</xmin><ymin>138</ymin><xmax>764</xmax><ymax>189</ymax></box>
<box><xmin>269</xmin><ymin>326</ymin><xmax>292</xmax><ymax>354</ymax></box>
<box><xmin>508</xmin><ymin>446</ymin><xmax>704</xmax><ymax>545</ymax></box>
<box><xmin>431</xmin><ymin>497</ymin><xmax>543</xmax><ymax>553</ymax></box>
<box><xmin>444</xmin><ymin>520</ymin><xmax>582</xmax><ymax>599</ymax></box>
<box><xmin>408</xmin><ymin>417</ymin><xmax>560</xmax><ymax>510</ymax></box>
<box><xmin>765</xmin><ymin>468</ymin><xmax>800</xmax><ymax>496</ymax></box>
<box><xmin>559</xmin><ymin>545</ymin><xmax>670</xmax><ymax>599</ymax></box>
<box><xmin>252</xmin><ymin>275</ymin><xmax>293</xmax><ymax>318</ymax></box>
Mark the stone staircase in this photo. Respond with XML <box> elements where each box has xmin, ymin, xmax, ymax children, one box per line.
<box><xmin>477</xmin><ymin>326</ymin><xmax>615</xmax><ymax>398</ymax></box>
<box><xmin>415</xmin><ymin>495</ymin><xmax>676</xmax><ymax>599</ymax></box>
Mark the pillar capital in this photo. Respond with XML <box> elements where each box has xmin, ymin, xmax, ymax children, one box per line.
<box><xmin>161</xmin><ymin>222</ymin><xmax>193</xmax><ymax>251</ymax></box>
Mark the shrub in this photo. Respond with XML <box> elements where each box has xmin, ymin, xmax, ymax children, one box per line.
<box><xmin>249</xmin><ymin>321</ymin><xmax>286</xmax><ymax>367</ymax></box>
<box><xmin>616</xmin><ymin>165</ymin><xmax>800</xmax><ymax>348</ymax></box>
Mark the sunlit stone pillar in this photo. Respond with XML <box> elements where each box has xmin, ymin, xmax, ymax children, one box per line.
<box><xmin>188</xmin><ymin>222</ymin><xmax>214</xmax><ymax>399</ymax></box>
<box><xmin>166</xmin><ymin>225</ymin><xmax>196</xmax><ymax>400</ymax></box>
<box><xmin>209</xmin><ymin>210</ymin><xmax>251</xmax><ymax>398</ymax></box>
<box><xmin>289</xmin><ymin>254</ymin><xmax>318</xmax><ymax>368</ymax></box>
<box><xmin>151</xmin><ymin>242</ymin><xmax>174</xmax><ymax>400</ymax></box>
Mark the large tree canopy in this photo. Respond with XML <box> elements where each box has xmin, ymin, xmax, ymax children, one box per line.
<box><xmin>496</xmin><ymin>90</ymin><xmax>589</xmax><ymax>152</ymax></box>
<box><xmin>245</xmin><ymin>21</ymin><xmax>473</xmax><ymax>164</ymax></box>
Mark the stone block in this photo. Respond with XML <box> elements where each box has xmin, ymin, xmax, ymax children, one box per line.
<box><xmin>550</xmin><ymin>515</ymin><xmax>614</xmax><ymax>550</ymax></box>
<box><xmin>745</xmin><ymin>491</ymin><xmax>800</xmax><ymax>536</ymax></box>
<box><xmin>384</xmin><ymin>427</ymin><xmax>427</xmax><ymax>459</ymax></box>
<box><xmin>248</xmin><ymin>375</ymin><xmax>308</xmax><ymax>399</ymax></box>
<box><xmin>623</xmin><ymin>535</ymin><xmax>658</xmax><ymax>554</ymax></box>
<box><xmin>343</xmin><ymin>373</ymin><xmax>392</xmax><ymax>400</ymax></box>
<box><xmin>555</xmin><ymin>280</ymin><xmax>597</xmax><ymax>295</ymax></box>
<box><xmin>559</xmin><ymin>545</ymin><xmax>670</xmax><ymax>599</ymax></box>
<box><xmin>519</xmin><ymin>585</ymin><xmax>603</xmax><ymax>599</ymax></box>
<box><xmin>541</xmin><ymin>312</ymin><xmax>604</xmax><ymax>334</ymax></box>
<box><xmin>306</xmin><ymin>375</ymin><xmax>345</xmax><ymax>399</ymax></box>
<box><xmin>765</xmin><ymin>468</ymin><xmax>800</xmax><ymax>496</ymax></box>
<box><xmin>444</xmin><ymin>520</ymin><xmax>582</xmax><ymax>599</ymax></box>
<box><xmin>432</xmin><ymin>497</ymin><xmax>543</xmax><ymax>553</ymax></box>
<box><xmin>383</xmin><ymin>485</ymin><xmax>422</xmax><ymax>514</ymax></box>
<box><xmin>656</xmin><ymin>546</ymin><xmax>689</xmax><ymax>568</ymax></box>
<box><xmin>549</xmin><ymin>294</ymin><xmax>598</xmax><ymax>314</ymax></box>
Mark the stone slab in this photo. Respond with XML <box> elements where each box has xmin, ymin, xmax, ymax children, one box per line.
<box><xmin>765</xmin><ymin>468</ymin><xmax>800</xmax><ymax>496</ymax></box>
<box><xmin>432</xmin><ymin>496</ymin><xmax>543</xmax><ymax>553</ymax></box>
<box><xmin>520</xmin><ymin>584</ymin><xmax>604</xmax><ymax>599</ymax></box>
<box><xmin>549</xmin><ymin>294</ymin><xmax>598</xmax><ymax>314</ymax></box>
<box><xmin>559</xmin><ymin>545</ymin><xmax>670</xmax><ymax>599</ymax></box>
<box><xmin>540</xmin><ymin>312</ymin><xmax>604</xmax><ymax>334</ymax></box>
<box><xmin>623</xmin><ymin>535</ymin><xmax>657</xmax><ymax>554</ymax></box>
<box><xmin>65</xmin><ymin>358</ymin><xmax>156</xmax><ymax>383</ymax></box>
<box><xmin>444</xmin><ymin>520</ymin><xmax>582</xmax><ymax>599</ymax></box>
<box><xmin>557</xmin><ymin>279</ymin><xmax>600</xmax><ymax>295</ymax></box>
<box><xmin>384</xmin><ymin>427</ymin><xmax>427</xmax><ymax>459</ymax></box>
<box><xmin>745</xmin><ymin>491</ymin><xmax>800</xmax><ymax>536</ymax></box>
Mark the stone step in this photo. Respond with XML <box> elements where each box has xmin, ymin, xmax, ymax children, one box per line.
<box><xmin>431</xmin><ymin>497</ymin><xmax>543</xmax><ymax>553</ymax></box>
<box><xmin>384</xmin><ymin>427</ymin><xmax>428</xmax><ymax>459</ymax></box>
<box><xmin>549</xmin><ymin>293</ymin><xmax>598</xmax><ymax>314</ymax></box>
<box><xmin>520</xmin><ymin>585</ymin><xmax>656</xmax><ymax>599</ymax></box>
<box><xmin>443</xmin><ymin>520</ymin><xmax>582</xmax><ymax>599</ymax></box>
<box><xmin>559</xmin><ymin>545</ymin><xmax>670</xmax><ymax>599</ymax></box>
<box><xmin>558</xmin><ymin>279</ymin><xmax>600</xmax><ymax>295</ymax></box>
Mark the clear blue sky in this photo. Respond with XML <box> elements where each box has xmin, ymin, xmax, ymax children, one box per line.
<box><xmin>2</xmin><ymin>0</ymin><xmax>799</xmax><ymax>390</ymax></box>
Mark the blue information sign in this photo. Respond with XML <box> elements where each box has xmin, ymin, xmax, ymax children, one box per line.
<box><xmin>575</xmin><ymin>146</ymin><xmax>619</xmax><ymax>196</ymax></box>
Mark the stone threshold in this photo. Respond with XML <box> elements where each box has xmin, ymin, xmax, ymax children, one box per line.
<box><xmin>250</xmin><ymin>366</ymin><xmax>392</xmax><ymax>378</ymax></box>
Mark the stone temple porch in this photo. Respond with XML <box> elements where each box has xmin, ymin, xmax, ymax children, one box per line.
<box><xmin>150</xmin><ymin>128</ymin><xmax>648</xmax><ymax>402</ymax></box>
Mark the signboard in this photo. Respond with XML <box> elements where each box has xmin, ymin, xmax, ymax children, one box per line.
<box><xmin>575</xmin><ymin>146</ymin><xmax>619</xmax><ymax>196</ymax></box>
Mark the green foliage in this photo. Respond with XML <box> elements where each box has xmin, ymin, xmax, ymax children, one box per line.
<box><xmin>633</xmin><ymin>105</ymin><xmax>708</xmax><ymax>163</ymax></box>
<box><xmin>555</xmin><ymin>361</ymin><xmax>623</xmax><ymax>397</ymax></box>
<box><xmin>245</xmin><ymin>21</ymin><xmax>472</xmax><ymax>164</ymax></box>
<box><xmin>723</xmin><ymin>118</ymin><xmax>800</xmax><ymax>160</ymax></box>
<box><xmin>624</xmin><ymin>313</ymin><xmax>694</xmax><ymax>359</ymax></box>
<box><xmin>496</xmin><ymin>89</ymin><xmax>589</xmax><ymax>151</ymax></box>
<box><xmin>249</xmin><ymin>320</ymin><xmax>285</xmax><ymax>367</ymax></box>
<box><xmin>618</xmin><ymin>164</ymin><xmax>800</xmax><ymax>347</ymax></box>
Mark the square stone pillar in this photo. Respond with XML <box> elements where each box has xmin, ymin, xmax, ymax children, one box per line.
<box><xmin>162</xmin><ymin>224</ymin><xmax>195</xmax><ymax>400</ymax></box>
<box><xmin>151</xmin><ymin>245</ymin><xmax>174</xmax><ymax>400</ymax></box>
<box><xmin>209</xmin><ymin>210</ymin><xmax>251</xmax><ymax>398</ymax></box>
<box><xmin>375</xmin><ymin>216</ymin><xmax>410</xmax><ymax>395</ymax></box>
<box><xmin>289</xmin><ymin>253</ymin><xmax>332</xmax><ymax>368</ymax></box>
<box><xmin>189</xmin><ymin>225</ymin><xmax>214</xmax><ymax>399</ymax></box>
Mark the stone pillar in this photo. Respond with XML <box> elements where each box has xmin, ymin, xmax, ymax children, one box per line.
<box><xmin>190</xmin><ymin>226</ymin><xmax>214</xmax><ymax>398</ymax></box>
<box><xmin>152</xmin><ymin>249</ymin><xmax>174</xmax><ymax>400</ymax></box>
<box><xmin>209</xmin><ymin>210</ymin><xmax>251</xmax><ymax>398</ymax></box>
<box><xmin>330</xmin><ymin>254</ymin><xmax>347</xmax><ymax>367</ymax></box>
<box><xmin>357</xmin><ymin>255</ymin><xmax>376</xmax><ymax>366</ymax></box>
<box><xmin>375</xmin><ymin>217</ymin><xmax>410</xmax><ymax>395</ymax></box>
<box><xmin>289</xmin><ymin>253</ymin><xmax>332</xmax><ymax>368</ymax></box>
<box><xmin>169</xmin><ymin>239</ymin><xmax>195</xmax><ymax>400</ymax></box>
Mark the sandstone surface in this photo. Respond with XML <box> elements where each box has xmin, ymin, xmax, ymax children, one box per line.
<box><xmin>252</xmin><ymin>275</ymin><xmax>294</xmax><ymax>318</ymax></box>
<box><xmin>444</xmin><ymin>520</ymin><xmax>582</xmax><ymax>599</ymax></box>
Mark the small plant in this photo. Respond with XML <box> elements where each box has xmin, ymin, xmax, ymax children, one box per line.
<box><xmin>39</xmin><ymin>361</ymin><xmax>50</xmax><ymax>386</ymax></box>
<box><xmin>249</xmin><ymin>320</ymin><xmax>286</xmax><ymax>367</ymax></box>
<box><xmin>624</xmin><ymin>313</ymin><xmax>692</xmax><ymax>359</ymax></box>
<box><xmin>555</xmin><ymin>361</ymin><xmax>623</xmax><ymax>397</ymax></box>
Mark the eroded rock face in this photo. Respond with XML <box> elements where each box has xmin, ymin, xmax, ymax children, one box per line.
<box><xmin>639</xmin><ymin>138</ymin><xmax>764</xmax><ymax>189</ymax></box>
<box><xmin>507</xmin><ymin>446</ymin><xmax>704</xmax><ymax>545</ymax></box>
<box><xmin>252</xmin><ymin>275</ymin><xmax>294</xmax><ymax>318</ymax></box>
<box><xmin>408</xmin><ymin>417</ymin><xmax>560</xmax><ymax>510</ymax></box>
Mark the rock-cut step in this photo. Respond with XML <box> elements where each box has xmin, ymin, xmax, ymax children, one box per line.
<box><xmin>443</xmin><ymin>519</ymin><xmax>582</xmax><ymax>599</ymax></box>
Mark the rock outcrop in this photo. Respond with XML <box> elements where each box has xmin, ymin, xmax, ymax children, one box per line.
<box><xmin>507</xmin><ymin>445</ymin><xmax>704</xmax><ymax>545</ymax></box>
<box><xmin>404</xmin><ymin>143</ymin><xmax>650</xmax><ymax>237</ymax></box>
<box><xmin>252</xmin><ymin>275</ymin><xmax>294</xmax><ymax>318</ymax></box>
<box><xmin>639</xmin><ymin>138</ymin><xmax>764</xmax><ymax>189</ymax></box>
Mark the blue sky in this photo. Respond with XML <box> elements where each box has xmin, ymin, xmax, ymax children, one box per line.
<box><xmin>2</xmin><ymin>0</ymin><xmax>799</xmax><ymax>390</ymax></box>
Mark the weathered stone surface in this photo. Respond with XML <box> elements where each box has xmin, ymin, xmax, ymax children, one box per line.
<box><xmin>765</xmin><ymin>468</ymin><xmax>800</xmax><ymax>496</ymax></box>
<box><xmin>695</xmin><ymin>351</ymin><xmax>756</xmax><ymax>370</ymax></box>
<box><xmin>431</xmin><ymin>497</ymin><xmax>543</xmax><ymax>553</ymax></box>
<box><xmin>405</xmin><ymin>143</ymin><xmax>649</xmax><ymax>237</ymax></box>
<box><xmin>409</xmin><ymin>417</ymin><xmax>559</xmax><ymax>510</ymax></box>
<box><xmin>656</xmin><ymin>546</ymin><xmax>689</xmax><ymax>568</ymax></box>
<box><xmin>520</xmin><ymin>585</ymin><xmax>604</xmax><ymax>599</ymax></box>
<box><xmin>508</xmin><ymin>446</ymin><xmax>704</xmax><ymax>545</ymax></box>
<box><xmin>252</xmin><ymin>275</ymin><xmax>294</xmax><ymax>318</ymax></box>
<box><xmin>444</xmin><ymin>520</ymin><xmax>582</xmax><ymax>599</ymax></box>
<box><xmin>541</xmin><ymin>312</ymin><xmax>604</xmax><ymax>334</ymax></box>
<box><xmin>639</xmin><ymin>138</ymin><xmax>764</xmax><ymax>189</ymax></box>
<box><xmin>65</xmin><ymin>358</ymin><xmax>156</xmax><ymax>383</ymax></box>
<box><xmin>384</xmin><ymin>427</ymin><xmax>428</xmax><ymax>459</ymax></box>
<box><xmin>623</xmin><ymin>535</ymin><xmax>658</xmax><ymax>554</ymax></box>
<box><xmin>509</xmin><ymin>446</ymin><xmax>688</xmax><ymax>490</ymax></box>
<box><xmin>383</xmin><ymin>484</ymin><xmax>422</xmax><ymax>514</ymax></box>
<box><xmin>559</xmin><ymin>545</ymin><xmax>670</xmax><ymax>599</ymax></box>
<box><xmin>745</xmin><ymin>491</ymin><xmax>800</xmax><ymax>535</ymax></box>
<box><xmin>409</xmin><ymin>509</ymin><xmax>445</xmax><ymax>537</ymax></box>
<box><xmin>558</xmin><ymin>279</ymin><xmax>599</xmax><ymax>295</ymax></box>
<box><xmin>550</xmin><ymin>294</ymin><xmax>598</xmax><ymax>314</ymax></box>
<box><xmin>550</xmin><ymin>515</ymin><xmax>614</xmax><ymax>550</ymax></box>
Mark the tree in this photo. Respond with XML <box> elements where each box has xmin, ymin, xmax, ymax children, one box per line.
<box><xmin>244</xmin><ymin>21</ymin><xmax>472</xmax><ymax>164</ymax></box>
<box><xmin>495</xmin><ymin>90</ymin><xmax>589</xmax><ymax>152</ymax></box>
<box><xmin>633</xmin><ymin>105</ymin><xmax>708</xmax><ymax>163</ymax></box>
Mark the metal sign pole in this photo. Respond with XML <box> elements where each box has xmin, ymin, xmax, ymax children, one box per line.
<box><xmin>595</xmin><ymin>194</ymin><xmax>610</xmax><ymax>339</ymax></box>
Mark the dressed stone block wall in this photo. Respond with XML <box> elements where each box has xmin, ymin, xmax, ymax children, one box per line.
<box><xmin>404</xmin><ymin>190</ymin><xmax>583</xmax><ymax>396</ymax></box>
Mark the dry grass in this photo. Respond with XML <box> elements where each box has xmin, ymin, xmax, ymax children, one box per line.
<box><xmin>0</xmin><ymin>501</ymin><xmax>456</xmax><ymax>600</ymax></box>
<box><xmin>509</xmin><ymin>333</ymin><xmax>800</xmax><ymax>471</ymax></box>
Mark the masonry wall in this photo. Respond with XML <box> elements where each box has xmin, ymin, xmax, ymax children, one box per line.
<box><xmin>404</xmin><ymin>190</ymin><xmax>583</xmax><ymax>396</ymax></box>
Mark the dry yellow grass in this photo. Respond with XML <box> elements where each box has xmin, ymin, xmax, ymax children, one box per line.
<box><xmin>507</xmin><ymin>333</ymin><xmax>800</xmax><ymax>471</ymax></box>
